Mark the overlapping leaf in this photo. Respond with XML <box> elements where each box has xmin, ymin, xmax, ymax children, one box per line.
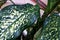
<box><xmin>37</xmin><ymin>12</ymin><xmax>60</xmax><ymax>40</ymax></box>
<box><xmin>0</xmin><ymin>3</ymin><xmax>40</xmax><ymax>40</ymax></box>
<box><xmin>35</xmin><ymin>0</ymin><xmax>60</xmax><ymax>40</ymax></box>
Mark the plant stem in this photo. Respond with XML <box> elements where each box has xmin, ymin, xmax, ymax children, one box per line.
<box><xmin>9</xmin><ymin>0</ymin><xmax>15</xmax><ymax>5</ymax></box>
<box><xmin>42</xmin><ymin>0</ymin><xmax>60</xmax><ymax>21</ymax></box>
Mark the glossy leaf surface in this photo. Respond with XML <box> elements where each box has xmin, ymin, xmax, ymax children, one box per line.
<box><xmin>0</xmin><ymin>3</ymin><xmax>40</xmax><ymax>40</ymax></box>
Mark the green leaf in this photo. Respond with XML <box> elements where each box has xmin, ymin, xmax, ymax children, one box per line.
<box><xmin>42</xmin><ymin>0</ymin><xmax>60</xmax><ymax>20</ymax></box>
<box><xmin>36</xmin><ymin>12</ymin><xmax>60</xmax><ymax>40</ymax></box>
<box><xmin>0</xmin><ymin>3</ymin><xmax>40</xmax><ymax>40</ymax></box>
<box><xmin>45</xmin><ymin>0</ymin><xmax>60</xmax><ymax>13</ymax></box>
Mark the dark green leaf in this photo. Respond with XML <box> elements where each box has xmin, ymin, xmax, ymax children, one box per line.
<box><xmin>37</xmin><ymin>12</ymin><xmax>60</xmax><ymax>40</ymax></box>
<box><xmin>45</xmin><ymin>0</ymin><xmax>60</xmax><ymax>13</ymax></box>
<box><xmin>0</xmin><ymin>3</ymin><xmax>40</xmax><ymax>40</ymax></box>
<box><xmin>42</xmin><ymin>0</ymin><xmax>60</xmax><ymax>20</ymax></box>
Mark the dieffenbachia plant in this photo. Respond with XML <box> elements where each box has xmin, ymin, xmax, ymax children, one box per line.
<box><xmin>35</xmin><ymin>0</ymin><xmax>60</xmax><ymax>40</ymax></box>
<box><xmin>0</xmin><ymin>3</ymin><xmax>40</xmax><ymax>40</ymax></box>
<box><xmin>0</xmin><ymin>0</ymin><xmax>60</xmax><ymax>40</ymax></box>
